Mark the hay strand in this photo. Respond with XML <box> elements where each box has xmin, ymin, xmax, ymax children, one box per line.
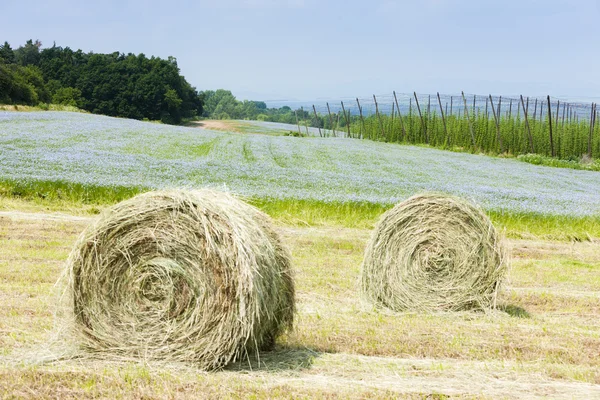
<box><xmin>361</xmin><ymin>193</ymin><xmax>507</xmax><ymax>312</ymax></box>
<box><xmin>62</xmin><ymin>189</ymin><xmax>294</xmax><ymax>370</ymax></box>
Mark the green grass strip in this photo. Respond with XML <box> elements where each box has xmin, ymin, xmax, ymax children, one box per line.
<box><xmin>1</xmin><ymin>178</ymin><xmax>598</xmax><ymax>241</ymax></box>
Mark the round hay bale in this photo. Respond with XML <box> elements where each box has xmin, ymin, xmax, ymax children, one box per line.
<box><xmin>64</xmin><ymin>189</ymin><xmax>295</xmax><ymax>369</ymax></box>
<box><xmin>361</xmin><ymin>193</ymin><xmax>507</xmax><ymax>312</ymax></box>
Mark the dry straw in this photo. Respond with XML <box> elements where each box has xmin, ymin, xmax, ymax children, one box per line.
<box><xmin>361</xmin><ymin>193</ymin><xmax>507</xmax><ymax>312</ymax></box>
<box><xmin>61</xmin><ymin>189</ymin><xmax>295</xmax><ymax>370</ymax></box>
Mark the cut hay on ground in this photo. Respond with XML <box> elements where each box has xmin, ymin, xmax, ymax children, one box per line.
<box><xmin>62</xmin><ymin>189</ymin><xmax>295</xmax><ymax>370</ymax></box>
<box><xmin>361</xmin><ymin>193</ymin><xmax>507</xmax><ymax>312</ymax></box>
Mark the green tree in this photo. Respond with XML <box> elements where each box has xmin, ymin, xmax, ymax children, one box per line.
<box><xmin>2</xmin><ymin>40</ymin><xmax>203</xmax><ymax>122</ymax></box>
<box><xmin>15</xmin><ymin>39</ymin><xmax>42</xmax><ymax>66</ymax></box>
<box><xmin>52</xmin><ymin>87</ymin><xmax>83</xmax><ymax>107</ymax></box>
<box><xmin>0</xmin><ymin>64</ymin><xmax>47</xmax><ymax>105</ymax></box>
<box><xmin>162</xmin><ymin>88</ymin><xmax>183</xmax><ymax>123</ymax></box>
<box><xmin>202</xmin><ymin>89</ymin><xmax>238</xmax><ymax>118</ymax></box>
<box><xmin>253</xmin><ymin>101</ymin><xmax>267</xmax><ymax>110</ymax></box>
<box><xmin>0</xmin><ymin>42</ymin><xmax>15</xmax><ymax>64</ymax></box>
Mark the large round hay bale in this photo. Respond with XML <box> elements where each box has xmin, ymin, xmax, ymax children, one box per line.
<box><xmin>361</xmin><ymin>193</ymin><xmax>507</xmax><ymax>312</ymax></box>
<box><xmin>64</xmin><ymin>189</ymin><xmax>295</xmax><ymax>369</ymax></box>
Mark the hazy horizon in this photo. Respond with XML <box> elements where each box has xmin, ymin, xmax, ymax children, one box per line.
<box><xmin>2</xmin><ymin>0</ymin><xmax>600</xmax><ymax>102</ymax></box>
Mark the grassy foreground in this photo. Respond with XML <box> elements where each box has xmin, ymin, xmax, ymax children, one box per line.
<box><xmin>1</xmin><ymin>179</ymin><xmax>599</xmax><ymax>241</ymax></box>
<box><xmin>0</xmin><ymin>197</ymin><xmax>599</xmax><ymax>399</ymax></box>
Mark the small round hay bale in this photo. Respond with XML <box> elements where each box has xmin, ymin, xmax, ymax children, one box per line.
<box><xmin>361</xmin><ymin>193</ymin><xmax>507</xmax><ymax>312</ymax></box>
<box><xmin>64</xmin><ymin>189</ymin><xmax>294</xmax><ymax>369</ymax></box>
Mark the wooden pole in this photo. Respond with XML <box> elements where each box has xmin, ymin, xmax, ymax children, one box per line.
<box><xmin>462</xmin><ymin>91</ymin><xmax>476</xmax><ymax>149</ymax></box>
<box><xmin>373</xmin><ymin>94</ymin><xmax>386</xmax><ymax>141</ymax></box>
<box><xmin>390</xmin><ymin>101</ymin><xmax>395</xmax><ymax>141</ymax></box>
<box><xmin>497</xmin><ymin>96</ymin><xmax>502</xmax><ymax>121</ymax></box>
<box><xmin>356</xmin><ymin>98</ymin><xmax>366</xmax><ymax>139</ymax></box>
<box><xmin>554</xmin><ymin>100</ymin><xmax>560</xmax><ymax>158</ymax></box>
<box><xmin>498</xmin><ymin>96</ymin><xmax>503</xmax><ymax>149</ymax></box>
<box><xmin>294</xmin><ymin>110</ymin><xmax>302</xmax><ymax>136</ymax></box>
<box><xmin>437</xmin><ymin>92</ymin><xmax>449</xmax><ymax>146</ymax></box>
<box><xmin>427</xmin><ymin>95</ymin><xmax>431</xmax><ymax>142</ymax></box>
<box><xmin>301</xmin><ymin>106</ymin><xmax>309</xmax><ymax>136</ymax></box>
<box><xmin>489</xmin><ymin>94</ymin><xmax>503</xmax><ymax>153</ymax></box>
<box><xmin>393</xmin><ymin>91</ymin><xmax>407</xmax><ymax>141</ymax></box>
<box><xmin>414</xmin><ymin>92</ymin><xmax>428</xmax><ymax>143</ymax></box>
<box><xmin>533</xmin><ymin>98</ymin><xmax>538</xmax><ymax>121</ymax></box>
<box><xmin>520</xmin><ymin>95</ymin><xmax>534</xmax><ymax>153</ymax></box>
<box><xmin>346</xmin><ymin>109</ymin><xmax>352</xmax><ymax>139</ymax></box>
<box><xmin>588</xmin><ymin>102</ymin><xmax>596</xmax><ymax>158</ymax></box>
<box><xmin>596</xmin><ymin>107</ymin><xmax>599</xmax><ymax>158</ymax></box>
<box><xmin>409</xmin><ymin>98</ymin><xmax>412</xmax><ymax>142</ymax></box>
<box><xmin>326</xmin><ymin>102</ymin><xmax>335</xmax><ymax>137</ymax></box>
<box><xmin>547</xmin><ymin>95</ymin><xmax>554</xmax><ymax>157</ymax></box>
<box><xmin>341</xmin><ymin>101</ymin><xmax>351</xmax><ymax>139</ymax></box>
<box><xmin>484</xmin><ymin>97</ymin><xmax>489</xmax><ymax>139</ymax></box>
<box><xmin>555</xmin><ymin>100</ymin><xmax>560</xmax><ymax>131</ymax></box>
<box><xmin>450</xmin><ymin>96</ymin><xmax>453</xmax><ymax>115</ymax></box>
<box><xmin>507</xmin><ymin>98</ymin><xmax>513</xmax><ymax>150</ymax></box>
<box><xmin>485</xmin><ymin>97</ymin><xmax>489</xmax><ymax>120</ymax></box>
<box><xmin>312</xmin><ymin>105</ymin><xmax>322</xmax><ymax>137</ymax></box>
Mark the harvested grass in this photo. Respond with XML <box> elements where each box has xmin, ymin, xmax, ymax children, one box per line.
<box><xmin>60</xmin><ymin>189</ymin><xmax>295</xmax><ymax>370</ymax></box>
<box><xmin>361</xmin><ymin>193</ymin><xmax>507</xmax><ymax>312</ymax></box>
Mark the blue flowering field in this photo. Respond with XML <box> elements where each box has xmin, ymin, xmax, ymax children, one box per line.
<box><xmin>1</xmin><ymin>111</ymin><xmax>599</xmax><ymax>216</ymax></box>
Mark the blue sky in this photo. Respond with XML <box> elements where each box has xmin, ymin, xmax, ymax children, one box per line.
<box><xmin>2</xmin><ymin>0</ymin><xmax>599</xmax><ymax>101</ymax></box>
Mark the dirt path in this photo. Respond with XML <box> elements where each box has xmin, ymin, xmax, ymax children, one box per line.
<box><xmin>188</xmin><ymin>120</ymin><xmax>237</xmax><ymax>131</ymax></box>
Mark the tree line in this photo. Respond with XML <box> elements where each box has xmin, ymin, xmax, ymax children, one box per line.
<box><xmin>201</xmin><ymin>89</ymin><xmax>309</xmax><ymax>124</ymax></box>
<box><xmin>0</xmin><ymin>40</ymin><xmax>202</xmax><ymax>124</ymax></box>
<box><xmin>0</xmin><ymin>40</ymin><xmax>311</xmax><ymax>126</ymax></box>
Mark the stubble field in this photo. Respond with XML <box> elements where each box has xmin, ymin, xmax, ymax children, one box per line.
<box><xmin>1</xmin><ymin>201</ymin><xmax>599</xmax><ymax>399</ymax></box>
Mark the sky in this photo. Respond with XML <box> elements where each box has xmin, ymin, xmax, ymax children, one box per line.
<box><xmin>2</xmin><ymin>0</ymin><xmax>600</xmax><ymax>102</ymax></box>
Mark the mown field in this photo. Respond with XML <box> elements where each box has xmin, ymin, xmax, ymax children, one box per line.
<box><xmin>1</xmin><ymin>111</ymin><xmax>600</xmax><ymax>399</ymax></box>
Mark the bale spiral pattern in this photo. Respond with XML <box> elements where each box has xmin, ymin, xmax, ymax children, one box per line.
<box><xmin>65</xmin><ymin>189</ymin><xmax>294</xmax><ymax>369</ymax></box>
<box><xmin>361</xmin><ymin>193</ymin><xmax>507</xmax><ymax>312</ymax></box>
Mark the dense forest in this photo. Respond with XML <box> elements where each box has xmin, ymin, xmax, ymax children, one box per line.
<box><xmin>0</xmin><ymin>40</ymin><xmax>310</xmax><ymax>125</ymax></box>
<box><xmin>0</xmin><ymin>40</ymin><xmax>202</xmax><ymax>124</ymax></box>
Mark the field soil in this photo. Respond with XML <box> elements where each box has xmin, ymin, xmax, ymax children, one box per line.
<box><xmin>188</xmin><ymin>120</ymin><xmax>235</xmax><ymax>131</ymax></box>
<box><xmin>1</xmin><ymin>210</ymin><xmax>599</xmax><ymax>399</ymax></box>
